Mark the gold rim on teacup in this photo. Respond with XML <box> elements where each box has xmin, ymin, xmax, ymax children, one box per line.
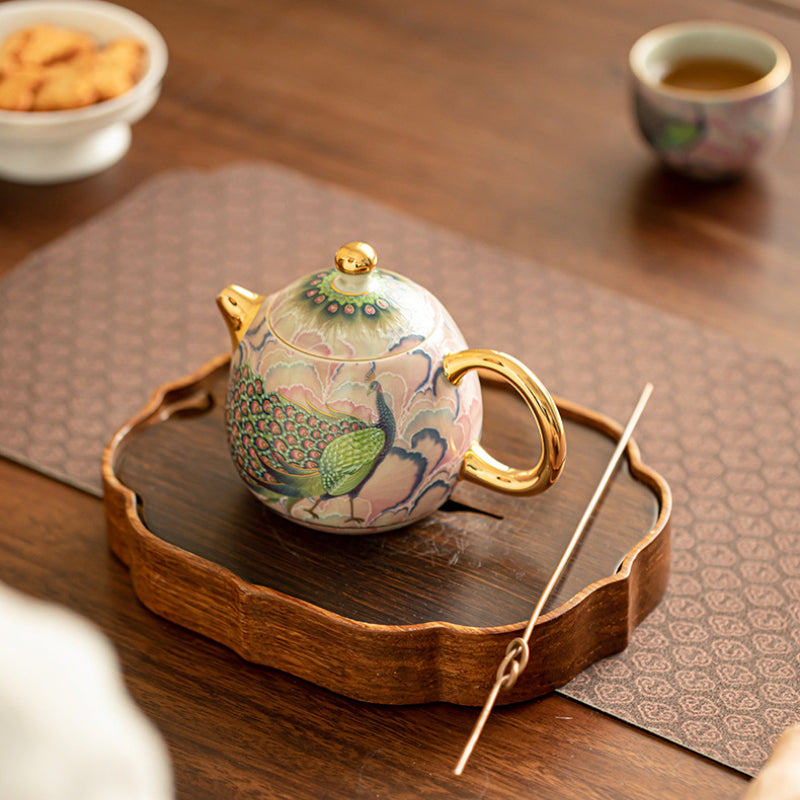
<box><xmin>629</xmin><ymin>20</ymin><xmax>791</xmax><ymax>103</ymax></box>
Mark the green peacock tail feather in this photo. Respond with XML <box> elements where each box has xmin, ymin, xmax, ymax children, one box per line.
<box><xmin>226</xmin><ymin>363</ymin><xmax>387</xmax><ymax>502</ymax></box>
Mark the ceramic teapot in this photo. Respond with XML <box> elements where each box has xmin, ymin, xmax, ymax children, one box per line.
<box><xmin>217</xmin><ymin>242</ymin><xmax>566</xmax><ymax>533</ymax></box>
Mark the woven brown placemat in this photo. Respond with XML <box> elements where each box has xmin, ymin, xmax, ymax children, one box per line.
<box><xmin>1</xmin><ymin>163</ymin><xmax>798</xmax><ymax>776</ymax></box>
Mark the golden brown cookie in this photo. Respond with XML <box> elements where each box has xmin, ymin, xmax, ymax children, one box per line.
<box><xmin>93</xmin><ymin>38</ymin><xmax>145</xmax><ymax>100</ymax></box>
<box><xmin>0</xmin><ymin>28</ymin><xmax>32</xmax><ymax>74</ymax></box>
<box><xmin>16</xmin><ymin>24</ymin><xmax>94</xmax><ymax>67</ymax></box>
<box><xmin>0</xmin><ymin>65</ymin><xmax>42</xmax><ymax>110</ymax></box>
<box><xmin>30</xmin><ymin>59</ymin><xmax>98</xmax><ymax>110</ymax></box>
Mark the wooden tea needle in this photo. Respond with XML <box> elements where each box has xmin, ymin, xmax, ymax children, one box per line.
<box><xmin>453</xmin><ymin>382</ymin><xmax>654</xmax><ymax>776</ymax></box>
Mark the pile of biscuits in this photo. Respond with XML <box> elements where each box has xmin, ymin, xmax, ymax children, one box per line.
<box><xmin>0</xmin><ymin>24</ymin><xmax>145</xmax><ymax>111</ymax></box>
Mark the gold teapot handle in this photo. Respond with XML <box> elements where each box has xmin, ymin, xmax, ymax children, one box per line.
<box><xmin>444</xmin><ymin>349</ymin><xmax>566</xmax><ymax>495</ymax></box>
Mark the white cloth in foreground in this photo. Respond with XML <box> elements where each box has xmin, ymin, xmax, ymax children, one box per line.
<box><xmin>0</xmin><ymin>583</ymin><xmax>173</xmax><ymax>800</ymax></box>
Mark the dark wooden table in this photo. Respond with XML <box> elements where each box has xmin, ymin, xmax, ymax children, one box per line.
<box><xmin>2</xmin><ymin>0</ymin><xmax>798</xmax><ymax>797</ymax></box>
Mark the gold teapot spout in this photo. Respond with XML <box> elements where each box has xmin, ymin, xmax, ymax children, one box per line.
<box><xmin>216</xmin><ymin>285</ymin><xmax>267</xmax><ymax>349</ymax></box>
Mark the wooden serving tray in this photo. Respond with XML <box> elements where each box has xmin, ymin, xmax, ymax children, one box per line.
<box><xmin>103</xmin><ymin>354</ymin><xmax>671</xmax><ymax>706</ymax></box>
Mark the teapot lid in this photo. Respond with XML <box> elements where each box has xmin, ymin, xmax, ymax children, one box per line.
<box><xmin>267</xmin><ymin>243</ymin><xmax>441</xmax><ymax>360</ymax></box>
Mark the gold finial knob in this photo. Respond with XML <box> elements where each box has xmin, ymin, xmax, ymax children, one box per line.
<box><xmin>335</xmin><ymin>242</ymin><xmax>377</xmax><ymax>275</ymax></box>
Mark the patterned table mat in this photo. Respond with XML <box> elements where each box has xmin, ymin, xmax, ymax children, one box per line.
<box><xmin>1</xmin><ymin>163</ymin><xmax>798</xmax><ymax>776</ymax></box>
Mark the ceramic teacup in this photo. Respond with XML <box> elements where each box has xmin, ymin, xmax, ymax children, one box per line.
<box><xmin>629</xmin><ymin>20</ymin><xmax>793</xmax><ymax>179</ymax></box>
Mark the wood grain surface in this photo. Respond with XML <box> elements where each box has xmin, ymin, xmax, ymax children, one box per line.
<box><xmin>4</xmin><ymin>0</ymin><xmax>799</xmax><ymax>796</ymax></box>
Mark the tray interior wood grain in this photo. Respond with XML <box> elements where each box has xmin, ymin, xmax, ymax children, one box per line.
<box><xmin>104</xmin><ymin>355</ymin><xmax>671</xmax><ymax>705</ymax></box>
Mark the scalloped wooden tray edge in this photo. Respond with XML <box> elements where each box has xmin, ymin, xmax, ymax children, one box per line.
<box><xmin>102</xmin><ymin>354</ymin><xmax>672</xmax><ymax>706</ymax></box>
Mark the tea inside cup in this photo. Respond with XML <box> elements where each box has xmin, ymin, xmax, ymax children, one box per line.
<box><xmin>634</xmin><ymin>22</ymin><xmax>787</xmax><ymax>95</ymax></box>
<box><xmin>629</xmin><ymin>20</ymin><xmax>793</xmax><ymax>179</ymax></box>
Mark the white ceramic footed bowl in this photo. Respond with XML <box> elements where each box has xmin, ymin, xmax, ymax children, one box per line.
<box><xmin>0</xmin><ymin>0</ymin><xmax>168</xmax><ymax>184</ymax></box>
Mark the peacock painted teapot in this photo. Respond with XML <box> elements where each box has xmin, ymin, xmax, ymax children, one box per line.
<box><xmin>217</xmin><ymin>242</ymin><xmax>566</xmax><ymax>533</ymax></box>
